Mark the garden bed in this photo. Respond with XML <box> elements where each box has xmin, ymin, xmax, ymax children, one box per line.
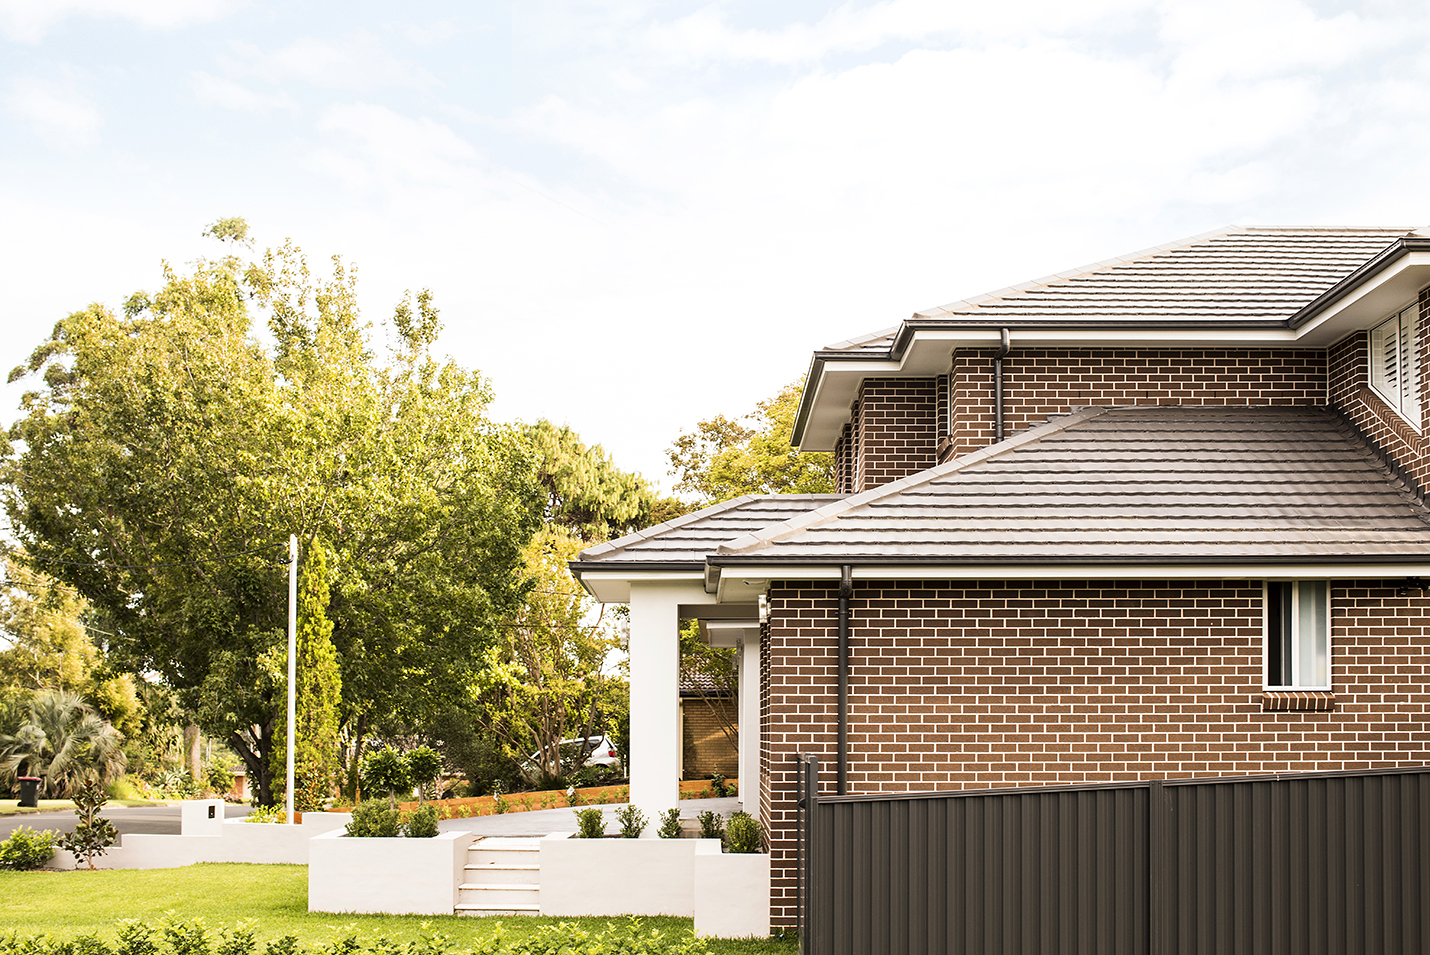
<box><xmin>337</xmin><ymin>777</ymin><xmax>738</xmax><ymax>819</ymax></box>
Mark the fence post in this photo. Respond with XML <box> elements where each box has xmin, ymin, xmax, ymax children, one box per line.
<box><xmin>1148</xmin><ymin>779</ymin><xmax>1165</xmax><ymax>955</ymax></box>
<box><xmin>797</xmin><ymin>755</ymin><xmax>819</xmax><ymax>955</ymax></box>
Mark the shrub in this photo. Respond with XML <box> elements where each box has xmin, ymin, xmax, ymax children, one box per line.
<box><xmin>614</xmin><ymin>804</ymin><xmax>647</xmax><ymax>839</ymax></box>
<box><xmin>58</xmin><ymin>779</ymin><xmax>119</xmax><ymax>869</ymax></box>
<box><xmin>574</xmin><ymin>807</ymin><xmax>604</xmax><ymax>839</ymax></box>
<box><xmin>161</xmin><ymin>914</ymin><xmax>210</xmax><ymax>955</ymax></box>
<box><xmin>346</xmin><ymin>799</ymin><xmax>401</xmax><ymax>838</ymax></box>
<box><xmin>402</xmin><ymin>803</ymin><xmax>439</xmax><ymax>838</ymax></box>
<box><xmin>115</xmin><ymin>919</ymin><xmax>158</xmax><ymax>955</ymax></box>
<box><xmin>405</xmin><ymin>746</ymin><xmax>442</xmax><ymax>802</ymax></box>
<box><xmin>360</xmin><ymin>747</ymin><xmax>411</xmax><ymax>810</ymax></box>
<box><xmin>0</xmin><ymin>825</ymin><xmax>57</xmax><ymax>870</ymax></box>
<box><xmin>215</xmin><ymin>921</ymin><xmax>258</xmax><ymax>955</ymax></box>
<box><xmin>657</xmin><ymin>808</ymin><xmax>682</xmax><ymax>839</ymax></box>
<box><xmin>204</xmin><ymin>764</ymin><xmax>235</xmax><ymax>797</ymax></box>
<box><xmin>709</xmin><ymin>774</ymin><xmax>730</xmax><ymax>798</ymax></box>
<box><xmin>696</xmin><ymin>810</ymin><xmax>725</xmax><ymax>840</ymax></box>
<box><xmin>244</xmin><ymin>805</ymin><xmax>284</xmax><ymax>824</ymax></box>
<box><xmin>724</xmin><ymin>811</ymin><xmax>764</xmax><ymax>853</ymax></box>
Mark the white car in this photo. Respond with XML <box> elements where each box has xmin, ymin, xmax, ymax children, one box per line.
<box><xmin>526</xmin><ymin>735</ymin><xmax>621</xmax><ymax>774</ymax></box>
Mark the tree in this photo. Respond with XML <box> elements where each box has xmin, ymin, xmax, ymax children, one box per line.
<box><xmin>0</xmin><ymin>689</ymin><xmax>126</xmax><ymax>797</ymax></box>
<box><xmin>667</xmin><ymin>378</ymin><xmax>836</xmax><ymax>505</ymax></box>
<box><xmin>472</xmin><ymin>525</ymin><xmax>620</xmax><ymax>785</ymax></box>
<box><xmin>678</xmin><ymin>620</ymin><xmax>738</xmax><ymax>753</ymax></box>
<box><xmin>2</xmin><ymin>221</ymin><xmax>542</xmax><ymax>806</ymax></box>
<box><xmin>0</xmin><ymin>557</ymin><xmax>98</xmax><ymax>695</ymax></box>
<box><xmin>524</xmin><ymin>420</ymin><xmax>669</xmax><ymax>540</ymax></box>
<box><xmin>270</xmin><ymin>541</ymin><xmax>342</xmax><ymax>811</ymax></box>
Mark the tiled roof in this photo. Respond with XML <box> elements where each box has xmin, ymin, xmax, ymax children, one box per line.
<box><xmin>714</xmin><ymin>405</ymin><xmax>1430</xmax><ymax>565</ymax></box>
<box><xmin>575</xmin><ymin>494</ymin><xmax>840</xmax><ymax>566</ymax></box>
<box><xmin>900</xmin><ymin>226</ymin><xmax>1414</xmax><ymax>329</ymax></box>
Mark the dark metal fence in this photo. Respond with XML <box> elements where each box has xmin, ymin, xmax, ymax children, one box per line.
<box><xmin>796</xmin><ymin>758</ymin><xmax>1430</xmax><ymax>955</ymax></box>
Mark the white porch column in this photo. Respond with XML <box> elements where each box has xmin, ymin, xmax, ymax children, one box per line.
<box><xmin>628</xmin><ymin>581</ymin><xmax>684</xmax><ymax>830</ymax></box>
<box><xmin>738</xmin><ymin>634</ymin><xmax>760</xmax><ymax>810</ymax></box>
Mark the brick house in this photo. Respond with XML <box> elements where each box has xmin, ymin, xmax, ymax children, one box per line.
<box><xmin>571</xmin><ymin>226</ymin><xmax>1430</xmax><ymax>928</ymax></box>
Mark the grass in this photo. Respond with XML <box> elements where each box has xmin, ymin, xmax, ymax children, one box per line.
<box><xmin>0</xmin><ymin>864</ymin><xmax>794</xmax><ymax>955</ymax></box>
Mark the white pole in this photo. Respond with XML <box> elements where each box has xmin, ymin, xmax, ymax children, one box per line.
<box><xmin>286</xmin><ymin>533</ymin><xmax>297</xmax><ymax>825</ymax></box>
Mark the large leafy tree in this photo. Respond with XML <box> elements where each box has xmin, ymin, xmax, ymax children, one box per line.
<box><xmin>667</xmin><ymin>378</ymin><xmax>835</xmax><ymax>505</ymax></box>
<box><xmin>1</xmin><ymin>222</ymin><xmax>542</xmax><ymax>806</ymax></box>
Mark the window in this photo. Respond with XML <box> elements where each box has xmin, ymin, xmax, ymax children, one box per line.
<box><xmin>1369</xmin><ymin>304</ymin><xmax>1420</xmax><ymax>426</ymax></box>
<box><xmin>1265</xmin><ymin>581</ymin><xmax>1330</xmax><ymax>690</ymax></box>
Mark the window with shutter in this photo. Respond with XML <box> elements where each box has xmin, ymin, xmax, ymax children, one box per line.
<box><xmin>1368</xmin><ymin>303</ymin><xmax>1421</xmax><ymax>426</ymax></box>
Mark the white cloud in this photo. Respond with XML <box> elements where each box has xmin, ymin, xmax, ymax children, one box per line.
<box><xmin>314</xmin><ymin>103</ymin><xmax>481</xmax><ymax>188</ymax></box>
<box><xmin>231</xmin><ymin>32</ymin><xmax>437</xmax><ymax>92</ymax></box>
<box><xmin>0</xmin><ymin>0</ymin><xmax>231</xmax><ymax>43</ymax></box>
<box><xmin>6</xmin><ymin>75</ymin><xmax>100</xmax><ymax>149</ymax></box>
<box><xmin>190</xmin><ymin>71</ymin><xmax>296</xmax><ymax>113</ymax></box>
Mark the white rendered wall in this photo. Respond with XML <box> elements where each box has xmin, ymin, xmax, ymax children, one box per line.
<box><xmin>694</xmin><ymin>841</ymin><xmax>771</xmax><ymax>938</ymax></box>
<box><xmin>627</xmin><ymin>581</ymin><xmax>688</xmax><ymax>827</ymax></box>
<box><xmin>308</xmin><ymin>830</ymin><xmax>474</xmax><ymax>915</ymax></box>
<box><xmin>540</xmin><ymin>833</ymin><xmax>723</xmax><ymax>916</ymax></box>
<box><xmin>738</xmin><ymin>636</ymin><xmax>760</xmax><ymax>812</ymax></box>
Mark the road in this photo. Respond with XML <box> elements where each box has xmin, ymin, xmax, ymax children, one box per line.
<box><xmin>0</xmin><ymin>803</ymin><xmax>253</xmax><ymax>839</ymax></box>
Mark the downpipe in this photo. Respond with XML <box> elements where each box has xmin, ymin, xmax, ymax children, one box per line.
<box><xmin>837</xmin><ymin>564</ymin><xmax>852</xmax><ymax>795</ymax></box>
<box><xmin>994</xmin><ymin>327</ymin><xmax>1010</xmax><ymax>443</ymax></box>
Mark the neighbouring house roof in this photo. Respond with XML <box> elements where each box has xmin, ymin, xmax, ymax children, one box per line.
<box><xmin>715</xmin><ymin>405</ymin><xmax>1430</xmax><ymax>567</ymax></box>
<box><xmin>573</xmin><ymin>494</ymin><xmax>840</xmax><ymax>571</ymax></box>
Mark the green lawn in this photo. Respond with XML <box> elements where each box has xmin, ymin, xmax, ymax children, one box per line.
<box><xmin>0</xmin><ymin>799</ymin><xmax>171</xmax><ymax>817</ymax></box>
<box><xmin>0</xmin><ymin>864</ymin><xmax>795</xmax><ymax>954</ymax></box>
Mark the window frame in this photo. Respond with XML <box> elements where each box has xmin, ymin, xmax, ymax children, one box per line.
<box><xmin>1368</xmin><ymin>301</ymin><xmax>1422</xmax><ymax>428</ymax></box>
<box><xmin>1263</xmin><ymin>580</ymin><xmax>1332</xmax><ymax>692</ymax></box>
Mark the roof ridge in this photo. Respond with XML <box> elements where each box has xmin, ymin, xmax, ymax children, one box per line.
<box><xmin>913</xmin><ymin>225</ymin><xmax>1244</xmax><ymax>320</ymax></box>
<box><xmin>717</xmin><ymin>406</ymin><xmax>1110</xmax><ymax>555</ymax></box>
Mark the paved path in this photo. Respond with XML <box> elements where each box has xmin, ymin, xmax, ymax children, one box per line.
<box><xmin>0</xmin><ymin>803</ymin><xmax>253</xmax><ymax>840</ymax></box>
<box><xmin>436</xmin><ymin>796</ymin><xmax>743</xmax><ymax>836</ymax></box>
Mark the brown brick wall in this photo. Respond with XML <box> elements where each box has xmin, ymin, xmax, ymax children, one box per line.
<box><xmin>853</xmin><ymin>377</ymin><xmax>938</xmax><ymax>492</ymax></box>
<box><xmin>681</xmin><ymin>697</ymin><xmax>738</xmax><ymax>779</ymax></box>
<box><xmin>1326</xmin><ymin>286</ymin><xmax>1430</xmax><ymax>497</ymax></box>
<box><xmin>759</xmin><ymin>577</ymin><xmax>1430</xmax><ymax>927</ymax></box>
<box><xmin>950</xmin><ymin>348</ymin><xmax>1329</xmax><ymax>456</ymax></box>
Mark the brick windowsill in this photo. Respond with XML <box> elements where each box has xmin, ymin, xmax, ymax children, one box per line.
<box><xmin>1261</xmin><ymin>691</ymin><xmax>1335</xmax><ymax>712</ymax></box>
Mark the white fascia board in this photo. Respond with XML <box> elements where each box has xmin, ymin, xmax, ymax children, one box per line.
<box><xmin>713</xmin><ymin>563</ymin><xmax>1430</xmax><ymax>585</ymax></box>
<box><xmin>578</xmin><ymin>570</ymin><xmax>706</xmax><ymax>604</ymax></box>
<box><xmin>1290</xmin><ymin>253</ymin><xmax>1430</xmax><ymax>343</ymax></box>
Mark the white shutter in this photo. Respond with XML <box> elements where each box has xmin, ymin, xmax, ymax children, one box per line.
<box><xmin>1369</xmin><ymin>308</ymin><xmax>1420</xmax><ymax>425</ymax></box>
<box><xmin>1399</xmin><ymin>305</ymin><xmax>1420</xmax><ymax>422</ymax></box>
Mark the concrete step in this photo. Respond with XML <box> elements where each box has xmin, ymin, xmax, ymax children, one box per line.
<box><xmin>455</xmin><ymin>902</ymin><xmax>540</xmax><ymax>917</ymax></box>
<box><xmin>463</xmin><ymin>863</ymin><xmax>538</xmax><ymax>884</ymax></box>
<box><xmin>458</xmin><ymin>883</ymin><xmax>539</xmax><ymax>908</ymax></box>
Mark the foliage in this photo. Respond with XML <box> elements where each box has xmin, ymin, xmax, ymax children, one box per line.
<box><xmin>574</xmin><ymin>807</ymin><xmax>604</xmax><ymax>839</ymax></box>
<box><xmin>723</xmin><ymin>812</ymin><xmax>763</xmax><ymax>854</ymax></box>
<box><xmin>472</xmin><ymin>526</ymin><xmax>622</xmax><ymax>787</ymax></box>
<box><xmin>204</xmin><ymin>763</ymin><xmax>235</xmax><ymax>797</ymax></box>
<box><xmin>523</xmin><ymin>420</ymin><xmax>660</xmax><ymax>542</ymax></box>
<box><xmin>2</xmin><ymin>222</ymin><xmax>543</xmax><ymax>807</ymax></box>
<box><xmin>270</xmin><ymin>543</ymin><xmax>342</xmax><ymax>812</ymax></box>
<box><xmin>0</xmin><ymin>557</ymin><xmax>97</xmax><ymax>695</ymax></box>
<box><xmin>401</xmin><ymin>803</ymin><xmax>438</xmax><ymax>838</ymax></box>
<box><xmin>345</xmin><ymin>799</ymin><xmax>400</xmax><ymax>838</ymax></box>
<box><xmin>244</xmin><ymin>805</ymin><xmax>284</xmax><ymax>824</ymax></box>
<box><xmin>615</xmin><ymin>804</ymin><xmax>647</xmax><ymax>839</ymax></box>
<box><xmin>657</xmin><ymin>808</ymin><xmax>682</xmax><ymax>839</ymax></box>
<box><xmin>404</xmin><ymin>746</ymin><xmax>442</xmax><ymax>803</ymax></box>
<box><xmin>0</xmin><ymin>689</ymin><xmax>126</xmax><ymax>797</ymax></box>
<box><xmin>696</xmin><ymin>811</ymin><xmax>725</xmax><ymax>841</ymax></box>
<box><xmin>0</xmin><ymin>915</ymin><xmax>713</xmax><ymax>955</ymax></box>
<box><xmin>667</xmin><ymin>378</ymin><xmax>835</xmax><ymax>505</ymax></box>
<box><xmin>156</xmin><ymin>770</ymin><xmax>199</xmax><ymax>800</ymax></box>
<box><xmin>0</xmin><ymin>825</ymin><xmax>57</xmax><ymax>869</ymax></box>
<box><xmin>412</xmin><ymin>706</ymin><xmax>520</xmax><ymax>800</ymax></box>
<box><xmin>360</xmin><ymin>747</ymin><xmax>410</xmax><ymax>810</ymax></box>
<box><xmin>708</xmin><ymin>774</ymin><xmax>730</xmax><ymax>798</ymax></box>
<box><xmin>57</xmin><ymin>778</ymin><xmax>119</xmax><ymax>868</ymax></box>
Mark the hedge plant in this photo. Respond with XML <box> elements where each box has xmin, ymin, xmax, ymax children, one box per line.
<box><xmin>0</xmin><ymin>825</ymin><xmax>57</xmax><ymax>870</ymax></box>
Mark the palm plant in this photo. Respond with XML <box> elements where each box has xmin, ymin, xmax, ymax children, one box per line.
<box><xmin>0</xmin><ymin>689</ymin><xmax>127</xmax><ymax>797</ymax></box>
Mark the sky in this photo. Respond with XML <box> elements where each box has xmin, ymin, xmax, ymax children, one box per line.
<box><xmin>3</xmin><ymin>0</ymin><xmax>1430</xmax><ymax>490</ymax></box>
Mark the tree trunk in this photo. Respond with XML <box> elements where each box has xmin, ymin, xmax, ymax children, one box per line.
<box><xmin>185</xmin><ymin>725</ymin><xmax>202</xmax><ymax>782</ymax></box>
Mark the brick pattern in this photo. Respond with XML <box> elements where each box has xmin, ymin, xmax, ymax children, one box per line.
<box><xmin>1326</xmin><ymin>286</ymin><xmax>1430</xmax><ymax>496</ymax></box>
<box><xmin>759</xmin><ymin>578</ymin><xmax>1430</xmax><ymax>927</ymax></box>
<box><xmin>833</xmin><ymin>424</ymin><xmax>854</xmax><ymax>496</ymax></box>
<box><xmin>852</xmin><ymin>377</ymin><xmax>938</xmax><ymax>492</ymax></box>
<box><xmin>949</xmin><ymin>348</ymin><xmax>1328</xmax><ymax>457</ymax></box>
<box><xmin>680</xmin><ymin>697</ymin><xmax>738</xmax><ymax>778</ymax></box>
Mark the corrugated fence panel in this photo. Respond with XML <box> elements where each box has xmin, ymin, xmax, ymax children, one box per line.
<box><xmin>800</xmin><ymin>762</ymin><xmax>1430</xmax><ymax>955</ymax></box>
<box><xmin>1160</xmin><ymin>770</ymin><xmax>1430</xmax><ymax>955</ymax></box>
